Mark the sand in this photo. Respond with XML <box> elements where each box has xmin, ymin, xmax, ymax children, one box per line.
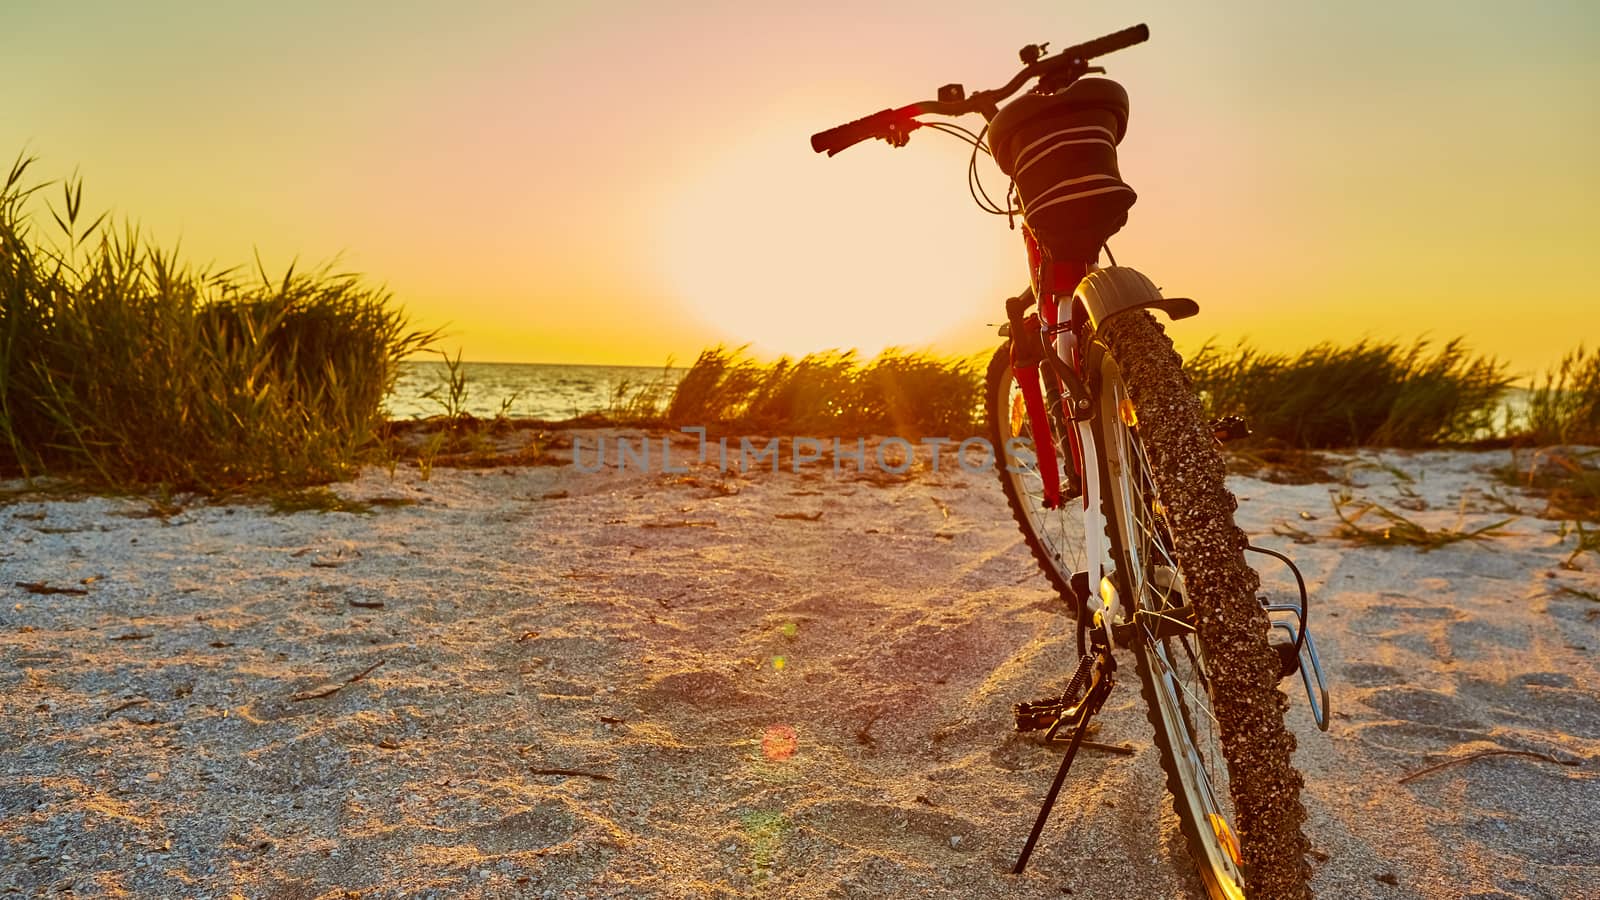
<box><xmin>1</xmin><ymin>431</ymin><xmax>1596</xmax><ymax>899</ymax></box>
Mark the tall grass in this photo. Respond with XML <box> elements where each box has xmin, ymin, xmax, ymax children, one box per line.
<box><xmin>650</xmin><ymin>339</ymin><xmax>1531</xmax><ymax>446</ymax></box>
<box><xmin>1526</xmin><ymin>345</ymin><xmax>1600</xmax><ymax>445</ymax></box>
<box><xmin>605</xmin><ymin>364</ymin><xmax>679</xmax><ymax>426</ymax></box>
<box><xmin>660</xmin><ymin>346</ymin><xmax>982</xmax><ymax>436</ymax></box>
<box><xmin>1185</xmin><ymin>338</ymin><xmax>1513</xmax><ymax>448</ymax></box>
<box><xmin>0</xmin><ymin>155</ymin><xmax>434</xmax><ymax>490</ymax></box>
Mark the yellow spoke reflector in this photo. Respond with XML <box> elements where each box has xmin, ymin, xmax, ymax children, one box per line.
<box><xmin>1209</xmin><ymin>813</ymin><xmax>1243</xmax><ymax>867</ymax></box>
<box><xmin>1011</xmin><ymin>392</ymin><xmax>1028</xmax><ymax>438</ymax></box>
<box><xmin>1119</xmin><ymin>395</ymin><xmax>1138</xmax><ymax>427</ymax></box>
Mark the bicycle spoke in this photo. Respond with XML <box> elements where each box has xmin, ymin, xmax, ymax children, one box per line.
<box><xmin>1141</xmin><ymin>621</ymin><xmax>1220</xmax><ymax>730</ymax></box>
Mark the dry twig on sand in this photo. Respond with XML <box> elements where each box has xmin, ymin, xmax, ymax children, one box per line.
<box><xmin>1398</xmin><ymin>748</ymin><xmax>1579</xmax><ymax>784</ymax></box>
<box><xmin>15</xmin><ymin>581</ymin><xmax>87</xmax><ymax>596</ymax></box>
<box><xmin>104</xmin><ymin>698</ymin><xmax>148</xmax><ymax>718</ymax></box>
<box><xmin>529</xmin><ymin>767</ymin><xmax>614</xmax><ymax>781</ymax></box>
<box><xmin>855</xmin><ymin>709</ymin><xmax>883</xmax><ymax>747</ymax></box>
<box><xmin>290</xmin><ymin>659</ymin><xmax>387</xmax><ymax>702</ymax></box>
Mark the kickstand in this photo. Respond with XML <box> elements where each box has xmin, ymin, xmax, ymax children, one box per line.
<box><xmin>1012</xmin><ymin>648</ymin><xmax>1114</xmax><ymax>874</ymax></box>
<box><xmin>1011</xmin><ymin>706</ymin><xmax>1094</xmax><ymax>873</ymax></box>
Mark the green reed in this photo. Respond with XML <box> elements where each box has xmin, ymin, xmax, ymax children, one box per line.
<box><xmin>1184</xmin><ymin>337</ymin><xmax>1513</xmax><ymax>448</ymax></box>
<box><xmin>1525</xmin><ymin>345</ymin><xmax>1600</xmax><ymax>446</ymax></box>
<box><xmin>661</xmin><ymin>346</ymin><xmax>982</xmax><ymax>437</ymax></box>
<box><xmin>0</xmin><ymin>155</ymin><xmax>435</xmax><ymax>491</ymax></box>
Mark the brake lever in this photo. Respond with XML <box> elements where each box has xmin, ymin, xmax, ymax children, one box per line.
<box><xmin>1037</xmin><ymin>61</ymin><xmax>1101</xmax><ymax>96</ymax></box>
<box><xmin>884</xmin><ymin>118</ymin><xmax>920</xmax><ymax>148</ymax></box>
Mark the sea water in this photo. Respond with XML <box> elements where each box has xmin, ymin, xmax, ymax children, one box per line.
<box><xmin>386</xmin><ymin>361</ymin><xmax>683</xmax><ymax>421</ymax></box>
<box><xmin>386</xmin><ymin>361</ymin><xmax>1534</xmax><ymax>434</ymax></box>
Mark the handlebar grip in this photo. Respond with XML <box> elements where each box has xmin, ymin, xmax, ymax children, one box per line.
<box><xmin>810</xmin><ymin>107</ymin><xmax>903</xmax><ymax>156</ymax></box>
<box><xmin>1062</xmin><ymin>24</ymin><xmax>1149</xmax><ymax>61</ymax></box>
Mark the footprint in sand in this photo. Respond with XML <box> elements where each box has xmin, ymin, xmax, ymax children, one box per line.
<box><xmin>1514</xmin><ymin>672</ymin><xmax>1574</xmax><ymax>689</ymax></box>
<box><xmin>1349</xmin><ymin>685</ymin><xmax>1492</xmax><ymax>754</ymax></box>
<box><xmin>1362</xmin><ymin>685</ymin><xmax>1484</xmax><ymax>731</ymax></box>
<box><xmin>1340</xmin><ymin>662</ymin><xmax>1404</xmax><ymax>688</ymax></box>
<box><xmin>1353</xmin><ymin>720</ymin><xmax>1494</xmax><ymax>755</ymax></box>
<box><xmin>1457</xmin><ymin>673</ymin><xmax>1600</xmax><ymax>740</ymax></box>
<box><xmin>638</xmin><ymin>669</ymin><xmax>757</xmax><ymax>712</ymax></box>
<box><xmin>794</xmin><ymin>799</ymin><xmax>982</xmax><ymax>855</ymax></box>
<box><xmin>1345</xmin><ymin>594</ymin><xmax>1467</xmax><ymax>637</ymax></box>
<box><xmin>469</xmin><ymin>802</ymin><xmax>577</xmax><ymax>854</ymax></box>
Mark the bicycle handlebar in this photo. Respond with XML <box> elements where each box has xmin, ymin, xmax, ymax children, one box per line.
<box><xmin>810</xmin><ymin>24</ymin><xmax>1149</xmax><ymax>156</ymax></box>
<box><xmin>810</xmin><ymin>107</ymin><xmax>918</xmax><ymax>156</ymax></box>
<box><xmin>1065</xmin><ymin>24</ymin><xmax>1149</xmax><ymax>64</ymax></box>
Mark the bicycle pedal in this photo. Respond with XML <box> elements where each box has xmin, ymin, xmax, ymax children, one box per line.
<box><xmin>1269</xmin><ymin>636</ymin><xmax>1300</xmax><ymax>679</ymax></box>
<box><xmin>1013</xmin><ymin>699</ymin><xmax>1067</xmax><ymax>733</ymax></box>
<box><xmin>1212</xmin><ymin>415</ymin><xmax>1251</xmax><ymax>442</ymax></box>
<box><xmin>1069</xmin><ymin>571</ymin><xmax>1090</xmax><ymax>604</ymax></box>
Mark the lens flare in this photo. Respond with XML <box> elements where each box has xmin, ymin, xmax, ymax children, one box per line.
<box><xmin>761</xmin><ymin>724</ymin><xmax>798</xmax><ymax>761</ymax></box>
<box><xmin>741</xmin><ymin>811</ymin><xmax>789</xmax><ymax>879</ymax></box>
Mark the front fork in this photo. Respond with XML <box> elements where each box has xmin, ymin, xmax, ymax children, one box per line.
<box><xmin>1007</xmin><ymin>248</ymin><xmax>1123</xmax><ymax>644</ymax></box>
<box><xmin>1005</xmin><ymin>293</ymin><xmax>1069</xmax><ymax>509</ymax></box>
<box><xmin>1004</xmin><ymin>274</ymin><xmax>1093</xmax><ymax>505</ymax></box>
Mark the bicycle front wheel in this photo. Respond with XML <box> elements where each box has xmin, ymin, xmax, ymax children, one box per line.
<box><xmin>985</xmin><ymin>342</ymin><xmax>1086</xmax><ymax>616</ymax></box>
<box><xmin>1092</xmin><ymin>307</ymin><xmax>1310</xmax><ymax>900</ymax></box>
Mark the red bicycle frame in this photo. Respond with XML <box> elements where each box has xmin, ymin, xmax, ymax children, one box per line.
<box><xmin>1009</xmin><ymin>225</ymin><xmax>1090</xmax><ymax>509</ymax></box>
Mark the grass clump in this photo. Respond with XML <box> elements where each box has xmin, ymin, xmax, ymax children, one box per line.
<box><xmin>420</xmin><ymin>348</ymin><xmax>474</xmax><ymax>428</ymax></box>
<box><xmin>1499</xmin><ymin>447</ymin><xmax>1600</xmax><ymax>524</ymax></box>
<box><xmin>0</xmin><ymin>156</ymin><xmax>434</xmax><ymax>491</ymax></box>
<box><xmin>1525</xmin><ymin>345</ymin><xmax>1600</xmax><ymax>445</ymax></box>
<box><xmin>1186</xmin><ymin>338</ymin><xmax>1512</xmax><ymax>448</ymax></box>
<box><xmin>1330</xmin><ymin>488</ymin><xmax>1515</xmax><ymax>550</ymax></box>
<box><xmin>1556</xmin><ymin>519</ymin><xmax>1599</xmax><ymax>571</ymax></box>
<box><xmin>606</xmin><ymin>364</ymin><xmax>678</xmax><ymax>426</ymax></box>
<box><xmin>663</xmin><ymin>346</ymin><xmax>981</xmax><ymax>436</ymax></box>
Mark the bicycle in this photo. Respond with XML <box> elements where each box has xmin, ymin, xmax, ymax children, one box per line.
<box><xmin>811</xmin><ymin>24</ymin><xmax>1329</xmax><ymax>900</ymax></box>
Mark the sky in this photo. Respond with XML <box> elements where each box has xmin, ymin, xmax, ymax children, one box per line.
<box><xmin>3</xmin><ymin>1</ymin><xmax>1596</xmax><ymax>377</ymax></box>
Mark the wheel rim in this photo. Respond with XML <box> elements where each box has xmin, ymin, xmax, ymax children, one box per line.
<box><xmin>994</xmin><ymin>358</ymin><xmax>1087</xmax><ymax>587</ymax></box>
<box><xmin>1101</xmin><ymin>357</ymin><xmax>1247</xmax><ymax>896</ymax></box>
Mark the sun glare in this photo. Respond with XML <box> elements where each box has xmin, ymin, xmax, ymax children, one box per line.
<box><xmin>654</xmin><ymin>127</ymin><xmax>1015</xmax><ymax>358</ymax></box>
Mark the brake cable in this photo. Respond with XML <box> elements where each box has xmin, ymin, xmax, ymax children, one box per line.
<box><xmin>1245</xmin><ymin>543</ymin><xmax>1310</xmax><ymax>659</ymax></box>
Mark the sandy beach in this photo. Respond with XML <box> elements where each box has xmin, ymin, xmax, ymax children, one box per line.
<box><xmin>2</xmin><ymin>431</ymin><xmax>1596</xmax><ymax>898</ymax></box>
